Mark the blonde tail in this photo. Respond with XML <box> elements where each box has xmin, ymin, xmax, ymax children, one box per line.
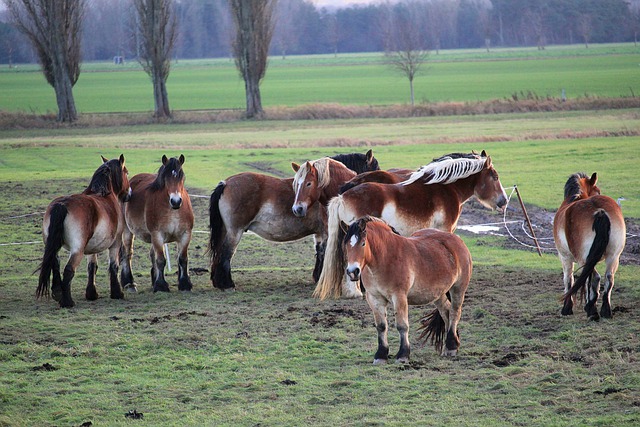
<box><xmin>313</xmin><ymin>196</ymin><xmax>347</xmax><ymax>300</ymax></box>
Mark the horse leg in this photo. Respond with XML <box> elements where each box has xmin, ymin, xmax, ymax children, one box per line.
<box><xmin>560</xmin><ymin>258</ymin><xmax>575</xmax><ymax>316</ymax></box>
<box><xmin>212</xmin><ymin>231</ymin><xmax>241</xmax><ymax>290</ymax></box>
<box><xmin>366</xmin><ymin>293</ymin><xmax>389</xmax><ymax>365</ymax></box>
<box><xmin>600</xmin><ymin>258</ymin><xmax>619</xmax><ymax>319</ymax></box>
<box><xmin>85</xmin><ymin>254</ymin><xmax>99</xmax><ymax>301</ymax></box>
<box><xmin>393</xmin><ymin>295</ymin><xmax>411</xmax><ymax>363</ymax></box>
<box><xmin>51</xmin><ymin>255</ymin><xmax>62</xmax><ymax>302</ymax></box>
<box><xmin>151</xmin><ymin>237</ymin><xmax>170</xmax><ymax>293</ymax></box>
<box><xmin>584</xmin><ymin>269</ymin><xmax>601</xmax><ymax>321</ymax></box>
<box><xmin>312</xmin><ymin>237</ymin><xmax>326</xmax><ymax>283</ymax></box>
<box><xmin>120</xmin><ymin>227</ymin><xmax>137</xmax><ymax>293</ymax></box>
<box><xmin>177</xmin><ymin>233</ymin><xmax>193</xmax><ymax>292</ymax></box>
<box><xmin>59</xmin><ymin>252</ymin><xmax>83</xmax><ymax>308</ymax></box>
<box><xmin>443</xmin><ymin>288</ymin><xmax>465</xmax><ymax>357</ymax></box>
<box><xmin>108</xmin><ymin>244</ymin><xmax>124</xmax><ymax>300</ymax></box>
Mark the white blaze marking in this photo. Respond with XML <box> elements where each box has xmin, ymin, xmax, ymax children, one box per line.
<box><xmin>350</xmin><ymin>235</ymin><xmax>358</xmax><ymax>247</ymax></box>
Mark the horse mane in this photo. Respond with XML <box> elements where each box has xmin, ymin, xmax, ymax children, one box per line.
<box><xmin>331</xmin><ymin>152</ymin><xmax>379</xmax><ymax>174</ymax></box>
<box><xmin>86</xmin><ymin>159</ymin><xmax>122</xmax><ymax>196</ymax></box>
<box><xmin>563</xmin><ymin>172</ymin><xmax>589</xmax><ymax>202</ymax></box>
<box><xmin>345</xmin><ymin>216</ymin><xmax>400</xmax><ymax>243</ymax></box>
<box><xmin>293</xmin><ymin>157</ymin><xmax>333</xmax><ymax>193</ymax></box>
<box><xmin>150</xmin><ymin>157</ymin><xmax>184</xmax><ymax>191</ymax></box>
<box><xmin>402</xmin><ymin>152</ymin><xmax>486</xmax><ymax>186</ymax></box>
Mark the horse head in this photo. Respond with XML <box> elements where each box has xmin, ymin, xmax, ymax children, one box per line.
<box><xmin>291</xmin><ymin>160</ymin><xmax>325</xmax><ymax>217</ymax></box>
<box><xmin>474</xmin><ymin>151</ymin><xmax>508</xmax><ymax>212</ymax></box>
<box><xmin>341</xmin><ymin>217</ymin><xmax>370</xmax><ymax>282</ymax></box>
<box><xmin>96</xmin><ymin>154</ymin><xmax>131</xmax><ymax>202</ymax></box>
<box><xmin>157</xmin><ymin>154</ymin><xmax>186</xmax><ymax>209</ymax></box>
<box><xmin>563</xmin><ymin>172</ymin><xmax>600</xmax><ymax>203</ymax></box>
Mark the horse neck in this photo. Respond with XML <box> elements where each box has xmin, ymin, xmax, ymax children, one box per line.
<box><xmin>320</xmin><ymin>166</ymin><xmax>355</xmax><ymax>205</ymax></box>
<box><xmin>445</xmin><ymin>174</ymin><xmax>479</xmax><ymax>204</ymax></box>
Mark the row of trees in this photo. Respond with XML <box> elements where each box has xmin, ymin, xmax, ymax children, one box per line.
<box><xmin>3</xmin><ymin>0</ymin><xmax>640</xmax><ymax>64</ymax></box>
<box><xmin>2</xmin><ymin>0</ymin><xmax>640</xmax><ymax>122</ymax></box>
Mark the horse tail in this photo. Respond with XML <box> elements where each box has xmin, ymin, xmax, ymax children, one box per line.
<box><xmin>37</xmin><ymin>204</ymin><xmax>67</xmax><ymax>299</ymax></box>
<box><xmin>208</xmin><ymin>181</ymin><xmax>227</xmax><ymax>280</ymax></box>
<box><xmin>339</xmin><ymin>180</ymin><xmax>357</xmax><ymax>194</ymax></box>
<box><xmin>313</xmin><ymin>196</ymin><xmax>346</xmax><ymax>300</ymax></box>
<box><xmin>417</xmin><ymin>308</ymin><xmax>446</xmax><ymax>354</ymax></box>
<box><xmin>563</xmin><ymin>209</ymin><xmax>610</xmax><ymax>304</ymax></box>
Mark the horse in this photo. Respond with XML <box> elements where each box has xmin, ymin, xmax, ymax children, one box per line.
<box><xmin>315</xmin><ymin>151</ymin><xmax>507</xmax><ymax>298</ymax></box>
<box><xmin>120</xmin><ymin>154</ymin><xmax>194</xmax><ymax>293</ymax></box>
<box><xmin>37</xmin><ymin>155</ymin><xmax>132</xmax><ymax>308</ymax></box>
<box><xmin>314</xmin><ymin>216</ymin><xmax>472</xmax><ymax>364</ymax></box>
<box><xmin>208</xmin><ymin>151</ymin><xmax>378</xmax><ymax>290</ymax></box>
<box><xmin>554</xmin><ymin>172</ymin><xmax>626</xmax><ymax>320</ymax></box>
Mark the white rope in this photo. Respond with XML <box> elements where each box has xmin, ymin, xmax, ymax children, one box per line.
<box><xmin>0</xmin><ymin>241</ymin><xmax>41</xmax><ymax>246</ymax></box>
<box><xmin>502</xmin><ymin>186</ymin><xmax>558</xmax><ymax>253</ymax></box>
<box><xmin>1</xmin><ymin>211</ymin><xmax>45</xmax><ymax>221</ymax></box>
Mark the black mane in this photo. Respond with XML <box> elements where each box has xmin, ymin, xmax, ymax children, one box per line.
<box><xmin>86</xmin><ymin>158</ymin><xmax>123</xmax><ymax>196</ymax></box>
<box><xmin>151</xmin><ymin>157</ymin><xmax>184</xmax><ymax>191</ymax></box>
<box><xmin>564</xmin><ymin>172</ymin><xmax>588</xmax><ymax>202</ymax></box>
<box><xmin>331</xmin><ymin>152</ymin><xmax>379</xmax><ymax>174</ymax></box>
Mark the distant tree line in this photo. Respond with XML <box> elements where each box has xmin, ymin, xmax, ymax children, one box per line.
<box><xmin>1</xmin><ymin>0</ymin><xmax>640</xmax><ymax>65</ymax></box>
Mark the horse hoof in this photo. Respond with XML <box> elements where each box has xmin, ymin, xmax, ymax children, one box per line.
<box><xmin>373</xmin><ymin>358</ymin><xmax>388</xmax><ymax>365</ymax></box>
<box><xmin>85</xmin><ymin>293</ymin><xmax>99</xmax><ymax>301</ymax></box>
<box><xmin>561</xmin><ymin>307</ymin><xmax>573</xmax><ymax>316</ymax></box>
<box><xmin>153</xmin><ymin>285</ymin><xmax>171</xmax><ymax>293</ymax></box>
<box><xmin>442</xmin><ymin>349</ymin><xmax>458</xmax><ymax>357</ymax></box>
<box><xmin>124</xmin><ymin>284</ymin><xmax>138</xmax><ymax>293</ymax></box>
<box><xmin>588</xmin><ymin>313</ymin><xmax>600</xmax><ymax>322</ymax></box>
<box><xmin>110</xmin><ymin>292</ymin><xmax>125</xmax><ymax>300</ymax></box>
<box><xmin>395</xmin><ymin>357</ymin><xmax>409</xmax><ymax>364</ymax></box>
<box><xmin>59</xmin><ymin>300</ymin><xmax>75</xmax><ymax>308</ymax></box>
<box><xmin>180</xmin><ymin>289</ymin><xmax>192</xmax><ymax>294</ymax></box>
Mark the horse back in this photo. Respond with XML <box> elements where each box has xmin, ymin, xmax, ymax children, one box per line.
<box><xmin>555</xmin><ymin>195</ymin><xmax>625</xmax><ymax>261</ymax></box>
<box><xmin>220</xmin><ymin>172</ymin><xmax>324</xmax><ymax>239</ymax></box>
<box><xmin>46</xmin><ymin>192</ymin><xmax>123</xmax><ymax>254</ymax></box>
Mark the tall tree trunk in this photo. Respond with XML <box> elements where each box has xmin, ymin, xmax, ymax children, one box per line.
<box><xmin>245</xmin><ymin>76</ymin><xmax>263</xmax><ymax>118</ymax></box>
<box><xmin>153</xmin><ymin>69</ymin><xmax>171</xmax><ymax>118</ymax></box>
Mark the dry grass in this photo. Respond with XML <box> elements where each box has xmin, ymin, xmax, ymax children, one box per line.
<box><xmin>2</xmin><ymin>96</ymin><xmax>640</xmax><ymax>130</ymax></box>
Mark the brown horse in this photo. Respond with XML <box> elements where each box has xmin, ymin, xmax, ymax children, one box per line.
<box><xmin>121</xmin><ymin>155</ymin><xmax>194</xmax><ymax>293</ymax></box>
<box><xmin>314</xmin><ymin>217</ymin><xmax>472</xmax><ymax>364</ymax></box>
<box><xmin>37</xmin><ymin>155</ymin><xmax>132</xmax><ymax>308</ymax></box>
<box><xmin>316</xmin><ymin>151</ymin><xmax>507</xmax><ymax>298</ymax></box>
<box><xmin>555</xmin><ymin>172</ymin><xmax>626</xmax><ymax>320</ymax></box>
<box><xmin>208</xmin><ymin>152</ymin><xmax>379</xmax><ymax>290</ymax></box>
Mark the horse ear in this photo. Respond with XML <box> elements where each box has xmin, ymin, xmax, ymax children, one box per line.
<box><xmin>340</xmin><ymin>221</ymin><xmax>349</xmax><ymax>234</ymax></box>
<box><xmin>484</xmin><ymin>156</ymin><xmax>492</xmax><ymax>168</ymax></box>
<box><xmin>590</xmin><ymin>172</ymin><xmax>598</xmax><ymax>186</ymax></box>
<box><xmin>366</xmin><ymin>149</ymin><xmax>373</xmax><ymax>162</ymax></box>
<box><xmin>101</xmin><ymin>155</ymin><xmax>109</xmax><ymax>164</ymax></box>
<box><xmin>481</xmin><ymin>150</ymin><xmax>487</xmax><ymax>157</ymax></box>
<box><xmin>162</xmin><ymin>155</ymin><xmax>169</xmax><ymax>165</ymax></box>
<box><xmin>179</xmin><ymin>154</ymin><xmax>185</xmax><ymax>165</ymax></box>
<box><xmin>119</xmin><ymin>154</ymin><xmax>125</xmax><ymax>165</ymax></box>
<box><xmin>291</xmin><ymin>162</ymin><xmax>300</xmax><ymax>172</ymax></box>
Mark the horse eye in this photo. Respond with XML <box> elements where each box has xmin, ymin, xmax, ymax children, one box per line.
<box><xmin>306</xmin><ymin>182</ymin><xmax>312</xmax><ymax>187</ymax></box>
<box><xmin>361</xmin><ymin>241</ymin><xmax>365</xmax><ymax>247</ymax></box>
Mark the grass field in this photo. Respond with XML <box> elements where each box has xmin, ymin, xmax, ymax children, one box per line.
<box><xmin>1</xmin><ymin>46</ymin><xmax>639</xmax><ymax>426</ymax></box>
<box><xmin>1</xmin><ymin>44</ymin><xmax>639</xmax><ymax>113</ymax></box>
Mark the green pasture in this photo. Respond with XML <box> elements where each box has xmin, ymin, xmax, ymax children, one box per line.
<box><xmin>1</xmin><ymin>44</ymin><xmax>639</xmax><ymax>113</ymax></box>
<box><xmin>1</xmin><ymin>109</ymin><xmax>638</xmax><ymax>217</ymax></box>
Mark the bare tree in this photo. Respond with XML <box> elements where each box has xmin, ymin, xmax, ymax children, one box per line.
<box><xmin>3</xmin><ymin>0</ymin><xmax>84</xmax><ymax>122</ymax></box>
<box><xmin>133</xmin><ymin>0</ymin><xmax>177</xmax><ymax>119</ymax></box>
<box><xmin>384</xmin><ymin>4</ymin><xmax>428</xmax><ymax>106</ymax></box>
<box><xmin>229</xmin><ymin>0</ymin><xmax>277</xmax><ymax>119</ymax></box>
<box><xmin>577</xmin><ymin>13</ymin><xmax>592</xmax><ymax>48</ymax></box>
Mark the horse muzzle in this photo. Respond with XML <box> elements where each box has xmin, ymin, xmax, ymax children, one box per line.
<box><xmin>346</xmin><ymin>265</ymin><xmax>361</xmax><ymax>282</ymax></box>
<box><xmin>122</xmin><ymin>188</ymin><xmax>132</xmax><ymax>203</ymax></box>
<box><xmin>170</xmin><ymin>193</ymin><xmax>183</xmax><ymax>209</ymax></box>
<box><xmin>292</xmin><ymin>203</ymin><xmax>307</xmax><ymax>217</ymax></box>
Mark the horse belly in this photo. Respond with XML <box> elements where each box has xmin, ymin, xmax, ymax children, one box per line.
<box><xmin>79</xmin><ymin>216</ymin><xmax>117</xmax><ymax>254</ymax></box>
<box><xmin>380</xmin><ymin>203</ymin><xmax>444</xmax><ymax>236</ymax></box>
